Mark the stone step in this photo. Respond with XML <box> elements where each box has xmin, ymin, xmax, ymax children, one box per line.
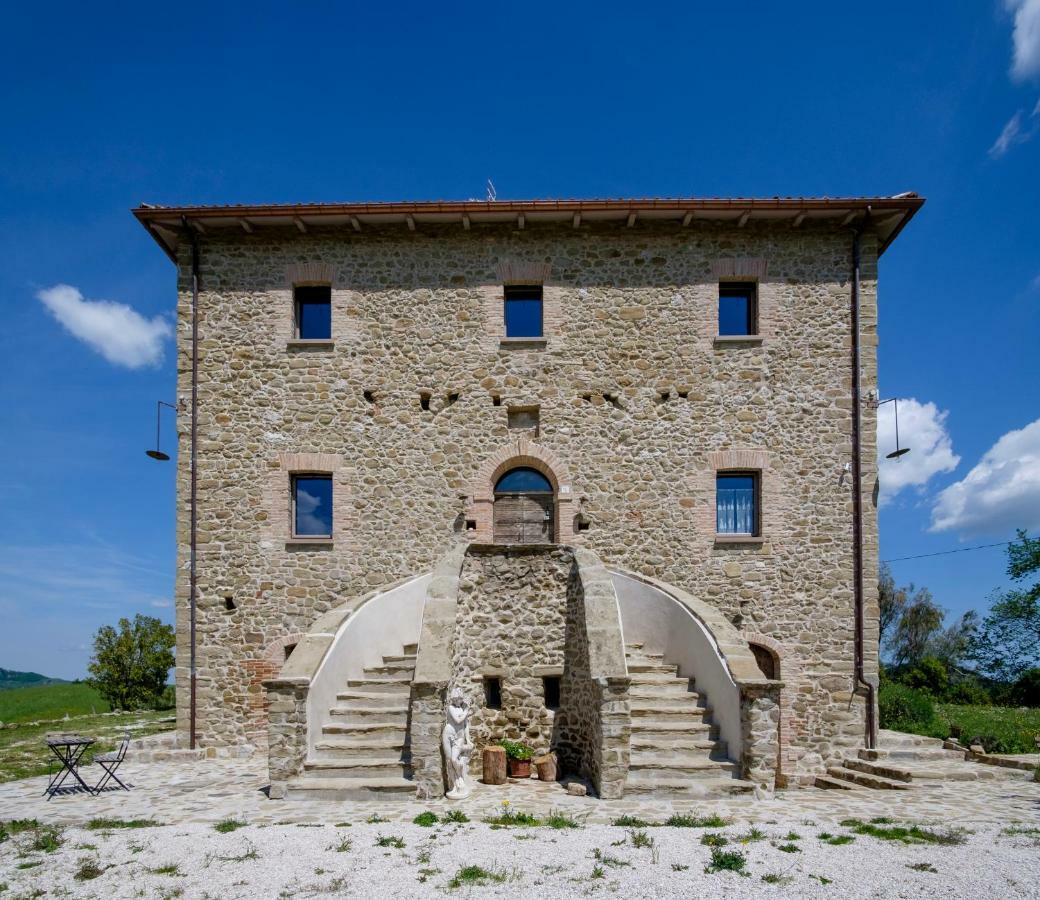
<box><xmin>284</xmin><ymin>776</ymin><xmax>415</xmax><ymax>801</ymax></box>
<box><xmin>314</xmin><ymin>736</ymin><xmax>409</xmax><ymax>753</ymax></box>
<box><xmin>624</xmin><ymin>773</ymin><xmax>755</xmax><ymax>797</ymax></box>
<box><xmin>335</xmin><ymin>690</ymin><xmax>411</xmax><ymax>706</ymax></box>
<box><xmin>628</xmin><ymin>672</ymin><xmax>694</xmax><ymax>686</ymax></box>
<box><xmin>630</xmin><ymin>739</ymin><xmax>726</xmax><ymax>759</ymax></box>
<box><xmin>348</xmin><ymin>676</ymin><xmax>412</xmax><ymax>690</ymax></box>
<box><xmin>841</xmin><ymin>757</ymin><xmax>912</xmax><ymax>783</ymax></box>
<box><xmin>826</xmin><ymin>766</ymin><xmax>913</xmax><ymax>790</ymax></box>
<box><xmin>626</xmin><ymin>662</ymin><xmax>679</xmax><ymax>675</ymax></box>
<box><xmin>860</xmin><ymin>747</ymin><xmax>965</xmax><ymax>763</ymax></box>
<box><xmin>628</xmin><ymin>694</ymin><xmax>706</xmax><ymax>711</ymax></box>
<box><xmin>629</xmin><ymin>752</ymin><xmax>735</xmax><ymax>771</ymax></box>
<box><xmin>625</xmin><ymin>653</ymin><xmax>666</xmax><ymax>665</ymax></box>
<box><xmin>628</xmin><ymin>682</ymin><xmax>701</xmax><ymax>699</ymax></box>
<box><xmin>896</xmin><ymin>764</ymin><xmax>981</xmax><ymax>782</ymax></box>
<box><xmin>321</xmin><ymin>721</ymin><xmax>407</xmax><ymax>737</ymax></box>
<box><xmin>303</xmin><ymin>757</ymin><xmax>412</xmax><ymax>778</ymax></box>
<box><xmin>381</xmin><ymin>654</ymin><xmax>418</xmax><ymax>666</ymax></box>
<box><xmin>624</xmin><ymin>641</ymin><xmax>644</xmax><ymax>650</ymax></box>
<box><xmin>630</xmin><ymin>704</ymin><xmax>712</xmax><ymax>719</ymax></box>
<box><xmin>878</xmin><ymin>729</ymin><xmax>946</xmax><ymax>750</ymax></box>
<box><xmin>814</xmin><ymin>775</ymin><xmax>862</xmax><ymax>790</ymax></box>
<box><xmin>630</xmin><ymin>726</ymin><xmax>719</xmax><ymax>748</ymax></box>
<box><xmin>630</xmin><ymin>723</ymin><xmax>717</xmax><ymax>743</ymax></box>
<box><xmin>363</xmin><ymin>664</ymin><xmax>414</xmax><ymax>678</ymax></box>
<box><xmin>327</xmin><ymin>705</ymin><xmax>409</xmax><ymax>720</ymax></box>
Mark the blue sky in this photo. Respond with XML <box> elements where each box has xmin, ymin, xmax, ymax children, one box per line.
<box><xmin>1</xmin><ymin>2</ymin><xmax>1037</xmax><ymax>679</ymax></box>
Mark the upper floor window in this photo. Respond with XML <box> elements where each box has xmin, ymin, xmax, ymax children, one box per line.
<box><xmin>504</xmin><ymin>285</ymin><xmax>543</xmax><ymax>338</ymax></box>
<box><xmin>718</xmin><ymin>282</ymin><xmax>757</xmax><ymax>336</ymax></box>
<box><xmin>716</xmin><ymin>472</ymin><xmax>758</xmax><ymax>535</ymax></box>
<box><xmin>292</xmin><ymin>474</ymin><xmax>333</xmax><ymax>538</ymax></box>
<box><xmin>294</xmin><ymin>285</ymin><xmax>332</xmax><ymax>340</ymax></box>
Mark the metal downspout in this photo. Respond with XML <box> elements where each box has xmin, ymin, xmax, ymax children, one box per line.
<box><xmin>182</xmin><ymin>217</ymin><xmax>200</xmax><ymax>751</ymax></box>
<box><xmin>850</xmin><ymin>218</ymin><xmax>877</xmax><ymax>750</ymax></box>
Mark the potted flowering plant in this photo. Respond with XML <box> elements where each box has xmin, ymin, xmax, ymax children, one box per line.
<box><xmin>499</xmin><ymin>739</ymin><xmax>534</xmax><ymax>778</ymax></box>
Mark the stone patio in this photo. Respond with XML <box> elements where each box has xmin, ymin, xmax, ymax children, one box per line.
<box><xmin>3</xmin><ymin>751</ymin><xmax>1037</xmax><ymax>829</ymax></box>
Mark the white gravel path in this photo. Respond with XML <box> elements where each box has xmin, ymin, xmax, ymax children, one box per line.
<box><xmin>2</xmin><ymin>814</ymin><xmax>1039</xmax><ymax>899</ymax></box>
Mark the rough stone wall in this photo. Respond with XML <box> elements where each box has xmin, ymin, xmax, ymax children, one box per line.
<box><xmin>450</xmin><ymin>545</ymin><xmax>570</xmax><ymax>757</ymax></box>
<box><xmin>171</xmin><ymin>220</ymin><xmax>880</xmax><ymax>777</ymax></box>
<box><xmin>739</xmin><ymin>682</ymin><xmax>782</xmax><ymax>791</ymax></box>
<box><xmin>264</xmin><ymin>680</ymin><xmax>308</xmax><ymax>798</ymax></box>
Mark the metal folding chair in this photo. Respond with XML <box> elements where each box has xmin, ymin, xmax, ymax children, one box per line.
<box><xmin>92</xmin><ymin>732</ymin><xmax>131</xmax><ymax>795</ymax></box>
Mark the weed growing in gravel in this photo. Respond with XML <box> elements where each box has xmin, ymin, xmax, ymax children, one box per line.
<box><xmin>213</xmin><ymin>819</ymin><xmax>247</xmax><ymax>834</ymax></box>
<box><xmin>73</xmin><ymin>859</ymin><xmax>107</xmax><ymax>881</ymax></box>
<box><xmin>295</xmin><ymin>823</ymin><xmax>323</xmax><ymax>828</ymax></box>
<box><xmin>4</xmin><ymin>819</ymin><xmax>40</xmax><ymax>835</ymax></box>
<box><xmin>671</xmin><ymin>864</ymin><xmax>689</xmax><ymax>872</ymax></box>
<box><xmin>417</xmin><ymin>849</ymin><xmax>432</xmax><ymax>864</ymax></box>
<box><xmin>333</xmin><ymin>837</ymin><xmax>352</xmax><ymax>853</ymax></box>
<box><xmin>629</xmin><ymin>829</ymin><xmax>652</xmax><ymax>849</ymax></box>
<box><xmin>700</xmin><ymin>833</ymin><xmax>728</xmax><ymax>847</ymax></box>
<box><xmin>907</xmin><ymin>862</ymin><xmax>938</xmax><ymax>873</ymax></box>
<box><xmin>839</xmin><ymin>819</ymin><xmax>967</xmax><ymax>845</ymax></box>
<box><xmin>150</xmin><ymin>863</ymin><xmax>181</xmax><ymax>876</ymax></box>
<box><xmin>85</xmin><ymin>818</ymin><xmax>160</xmax><ymax>831</ymax></box>
<box><xmin>809</xmin><ymin>875</ymin><xmax>833</xmax><ymax>885</ymax></box>
<box><xmin>128</xmin><ymin>842</ymin><xmax>145</xmax><ymax>854</ymax></box>
<box><xmin>418</xmin><ymin>867</ymin><xmax>441</xmax><ymax>883</ymax></box>
<box><xmin>215</xmin><ymin>844</ymin><xmax>259</xmax><ymax>863</ymax></box>
<box><xmin>413</xmin><ymin>812</ymin><xmax>438</xmax><ymax>827</ymax></box>
<box><xmin>665</xmin><ymin>813</ymin><xmax>729</xmax><ymax>828</ymax></box>
<box><xmin>513</xmin><ymin>833</ymin><xmax>534</xmax><ymax>841</ymax></box>
<box><xmin>592</xmin><ymin>849</ymin><xmax>630</xmax><ymax>868</ymax></box>
<box><xmin>611</xmin><ymin>815</ymin><xmax>652</xmax><ymax>828</ymax></box>
<box><xmin>366</xmin><ymin>814</ymin><xmax>389</xmax><ymax>824</ymax></box>
<box><xmin>704</xmin><ymin>848</ymin><xmax>748</xmax><ymax>876</ymax></box>
<box><xmin>443</xmin><ymin>810</ymin><xmax>469</xmax><ymax>824</ymax></box>
<box><xmin>16</xmin><ymin>861</ymin><xmax>41</xmax><ymax>869</ymax></box>
<box><xmin>544</xmin><ymin>810</ymin><xmax>582</xmax><ymax>830</ymax></box>
<box><xmin>375</xmin><ymin>835</ymin><xmax>405</xmax><ymax>849</ymax></box>
<box><xmin>783</xmin><ymin>831</ymin><xmax>801</xmax><ymax>841</ymax></box>
<box><xmin>777</xmin><ymin>842</ymin><xmax>801</xmax><ymax>853</ymax></box>
<box><xmin>334</xmin><ymin>821</ymin><xmax>351</xmax><ymax>828</ymax></box>
<box><xmin>447</xmin><ymin>864</ymin><xmax>515</xmax><ymax>889</ymax></box>
<box><xmin>29</xmin><ymin>825</ymin><xmax>63</xmax><ymax>853</ymax></box>
<box><xmin>484</xmin><ymin>807</ymin><xmax>539</xmax><ymax>827</ymax></box>
<box><xmin>819</xmin><ymin>833</ymin><xmax>855</xmax><ymax>846</ymax></box>
<box><xmin>762</xmin><ymin>873</ymin><xmax>793</xmax><ymax>885</ymax></box>
<box><xmin>737</xmin><ymin>828</ymin><xmax>766</xmax><ymax>843</ymax></box>
<box><xmin>1002</xmin><ymin>826</ymin><xmax>1040</xmax><ymax>839</ymax></box>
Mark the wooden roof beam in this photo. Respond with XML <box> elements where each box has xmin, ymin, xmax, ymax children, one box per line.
<box><xmin>406</xmin><ymin>215</ymin><xmax>416</xmax><ymax>231</ymax></box>
<box><xmin>350</xmin><ymin>216</ymin><xmax>362</xmax><ymax>232</ymax></box>
<box><xmin>238</xmin><ymin>218</ymin><xmax>254</xmax><ymax>233</ymax></box>
<box><xmin>462</xmin><ymin>214</ymin><xmax>470</xmax><ymax>230</ymax></box>
<box><xmin>737</xmin><ymin>210</ymin><xmax>750</xmax><ymax>228</ymax></box>
<box><xmin>293</xmin><ymin>216</ymin><xmax>307</xmax><ymax>233</ymax></box>
<box><xmin>681</xmin><ymin>211</ymin><xmax>694</xmax><ymax>227</ymax></box>
<box><xmin>573</xmin><ymin>212</ymin><xmax>581</xmax><ymax>228</ymax></box>
<box><xmin>840</xmin><ymin>210</ymin><xmax>859</xmax><ymax>226</ymax></box>
<box><xmin>792</xmin><ymin>212</ymin><xmax>806</xmax><ymax>228</ymax></box>
<box><xmin>517</xmin><ymin>213</ymin><xmax>525</xmax><ymax>230</ymax></box>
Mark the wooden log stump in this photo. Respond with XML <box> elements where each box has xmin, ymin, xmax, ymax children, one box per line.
<box><xmin>534</xmin><ymin>752</ymin><xmax>558</xmax><ymax>782</ymax></box>
<box><xmin>482</xmin><ymin>746</ymin><xmax>507</xmax><ymax>785</ymax></box>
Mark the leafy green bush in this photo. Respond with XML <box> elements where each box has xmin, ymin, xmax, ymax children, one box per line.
<box><xmin>498</xmin><ymin>739</ymin><xmax>533</xmax><ymax>761</ymax></box>
<box><xmin>946</xmin><ymin>680</ymin><xmax>991</xmax><ymax>706</ymax></box>
<box><xmin>1011</xmin><ymin>668</ymin><xmax>1040</xmax><ymax>707</ymax></box>
<box><xmin>903</xmin><ymin>657</ymin><xmax>949</xmax><ymax>699</ymax></box>
<box><xmin>879</xmin><ymin>681</ymin><xmax>936</xmax><ymax>731</ymax></box>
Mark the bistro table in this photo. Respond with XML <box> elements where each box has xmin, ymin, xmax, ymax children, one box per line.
<box><xmin>44</xmin><ymin>733</ymin><xmax>95</xmax><ymax>799</ymax></box>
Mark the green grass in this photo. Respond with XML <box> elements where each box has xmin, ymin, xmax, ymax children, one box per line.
<box><xmin>899</xmin><ymin>703</ymin><xmax>1040</xmax><ymax>754</ymax></box>
<box><xmin>213</xmin><ymin>819</ymin><xmax>247</xmax><ymax>834</ymax></box>
<box><xmin>840</xmin><ymin>818</ymin><xmax>968</xmax><ymax>845</ymax></box>
<box><xmin>412</xmin><ymin>812</ymin><xmax>438</xmax><ymax>827</ymax></box>
<box><xmin>443</xmin><ymin>810</ymin><xmax>469</xmax><ymax>824</ymax></box>
<box><xmin>704</xmin><ymin>848</ymin><xmax>747</xmax><ymax>875</ymax></box>
<box><xmin>447</xmin><ymin>864</ymin><xmax>513</xmax><ymax>889</ymax></box>
<box><xmin>0</xmin><ymin>684</ymin><xmax>173</xmax><ymax>783</ymax></box>
<box><xmin>375</xmin><ymin>834</ymin><xmax>405</xmax><ymax>848</ymax></box>
<box><xmin>85</xmin><ymin>818</ymin><xmax>161</xmax><ymax>831</ymax></box>
<box><xmin>73</xmin><ymin>859</ymin><xmax>107</xmax><ymax>881</ymax></box>
<box><xmin>700</xmin><ymin>833</ymin><xmax>728</xmax><ymax>847</ymax></box>
<box><xmin>483</xmin><ymin>809</ymin><xmax>540</xmax><ymax>827</ymax></box>
<box><xmin>664</xmin><ymin>813</ymin><xmax>730</xmax><ymax>828</ymax></box>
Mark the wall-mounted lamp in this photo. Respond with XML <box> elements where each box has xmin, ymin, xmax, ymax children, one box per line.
<box><xmin>146</xmin><ymin>400</ymin><xmax>178</xmax><ymax>461</ymax></box>
<box><xmin>876</xmin><ymin>397</ymin><xmax>910</xmax><ymax>460</ymax></box>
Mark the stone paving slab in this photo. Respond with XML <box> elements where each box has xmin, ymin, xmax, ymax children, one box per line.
<box><xmin>1</xmin><ymin>755</ymin><xmax>1037</xmax><ymax>828</ymax></box>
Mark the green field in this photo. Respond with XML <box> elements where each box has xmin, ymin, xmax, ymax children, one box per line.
<box><xmin>0</xmin><ymin>683</ymin><xmax>174</xmax><ymax>783</ymax></box>
<box><xmin>0</xmin><ymin>681</ymin><xmax>110</xmax><ymax>723</ymax></box>
<box><xmin>899</xmin><ymin>703</ymin><xmax>1040</xmax><ymax>755</ymax></box>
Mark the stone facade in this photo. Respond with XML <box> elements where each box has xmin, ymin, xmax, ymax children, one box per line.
<box><xmin>166</xmin><ymin>215</ymin><xmax>884</xmax><ymax>782</ymax></box>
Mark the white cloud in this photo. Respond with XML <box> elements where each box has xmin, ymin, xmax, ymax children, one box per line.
<box><xmin>989</xmin><ymin>99</ymin><xmax>1040</xmax><ymax>157</ymax></box>
<box><xmin>877</xmin><ymin>398</ymin><xmax>959</xmax><ymax>504</ymax></box>
<box><xmin>1006</xmin><ymin>0</ymin><xmax>1040</xmax><ymax>81</ymax></box>
<box><xmin>36</xmin><ymin>284</ymin><xmax>172</xmax><ymax>369</ymax></box>
<box><xmin>930</xmin><ymin>418</ymin><xmax>1040</xmax><ymax>536</ymax></box>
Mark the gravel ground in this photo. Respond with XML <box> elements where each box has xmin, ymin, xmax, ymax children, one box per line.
<box><xmin>2</xmin><ymin>813</ymin><xmax>1039</xmax><ymax>899</ymax></box>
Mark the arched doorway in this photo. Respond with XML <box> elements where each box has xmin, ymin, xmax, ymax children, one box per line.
<box><xmin>493</xmin><ymin>467</ymin><xmax>554</xmax><ymax>543</ymax></box>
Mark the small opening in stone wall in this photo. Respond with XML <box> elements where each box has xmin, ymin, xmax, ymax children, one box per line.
<box><xmin>543</xmin><ymin>676</ymin><xmax>561</xmax><ymax>710</ymax></box>
<box><xmin>419</xmin><ymin>391</ymin><xmax>431</xmax><ymax>411</ymax></box>
<box><xmin>576</xmin><ymin>520</ymin><xmax>590</xmax><ymax>533</ymax></box>
<box><xmin>602</xmin><ymin>393</ymin><xmax>622</xmax><ymax>409</ymax></box>
<box><xmin>465</xmin><ymin>519</ymin><xmax>477</xmax><ymax>531</ymax></box>
<box><xmin>363</xmin><ymin>390</ymin><xmax>376</xmax><ymax>404</ymax></box>
<box><xmin>656</xmin><ymin>390</ymin><xmax>671</xmax><ymax>403</ymax></box>
<box><xmin>491</xmin><ymin>394</ymin><xmax>502</xmax><ymax>407</ymax></box>
<box><xmin>284</xmin><ymin>643</ymin><xmax>297</xmax><ymax>662</ymax></box>
<box><xmin>223</xmin><ymin>596</ymin><xmax>236</xmax><ymax>612</ymax></box>
<box><xmin>507</xmin><ymin>405</ymin><xmax>540</xmax><ymax>436</ymax></box>
<box><xmin>445</xmin><ymin>392</ymin><xmax>460</xmax><ymax>407</ymax></box>
<box><xmin>677</xmin><ymin>389</ymin><xmax>690</xmax><ymax>399</ymax></box>
<box><xmin>483</xmin><ymin>676</ymin><xmax>503</xmax><ymax>710</ymax></box>
<box><xmin>581</xmin><ymin>393</ymin><xmax>592</xmax><ymax>403</ymax></box>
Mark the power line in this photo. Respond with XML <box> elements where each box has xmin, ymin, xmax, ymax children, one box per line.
<box><xmin>882</xmin><ymin>539</ymin><xmax>1021</xmax><ymax>564</ymax></box>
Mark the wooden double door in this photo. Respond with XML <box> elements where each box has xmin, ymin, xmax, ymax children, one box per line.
<box><xmin>493</xmin><ymin>492</ymin><xmax>554</xmax><ymax>544</ymax></box>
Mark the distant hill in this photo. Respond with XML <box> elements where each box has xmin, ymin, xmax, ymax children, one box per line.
<box><xmin>0</xmin><ymin>668</ymin><xmax>68</xmax><ymax>691</ymax></box>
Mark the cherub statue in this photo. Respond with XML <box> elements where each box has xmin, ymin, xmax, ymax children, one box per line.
<box><xmin>442</xmin><ymin>686</ymin><xmax>474</xmax><ymax>800</ymax></box>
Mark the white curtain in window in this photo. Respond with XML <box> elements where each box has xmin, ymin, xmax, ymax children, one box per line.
<box><xmin>716</xmin><ymin>486</ymin><xmax>755</xmax><ymax>534</ymax></box>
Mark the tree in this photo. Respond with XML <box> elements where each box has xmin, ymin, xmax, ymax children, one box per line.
<box><xmin>87</xmin><ymin>615</ymin><xmax>175</xmax><ymax>711</ymax></box>
<box><xmin>970</xmin><ymin>531</ymin><xmax>1040</xmax><ymax>682</ymax></box>
<box><xmin>878</xmin><ymin>563</ymin><xmax>908</xmax><ymax>650</ymax></box>
<box><xmin>889</xmin><ymin>587</ymin><xmax>943</xmax><ymax>668</ymax></box>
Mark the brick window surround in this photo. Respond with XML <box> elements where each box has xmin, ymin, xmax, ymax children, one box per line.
<box><xmin>279</xmin><ymin>262</ymin><xmax>355</xmax><ymax>349</ymax></box>
<box><xmin>482</xmin><ymin>259</ymin><xmax>562</xmax><ymax>349</ymax></box>
<box><xmin>262</xmin><ymin>452</ymin><xmax>354</xmax><ymax>548</ymax></box>
<box><xmin>466</xmin><ymin>437</ymin><xmax>576</xmax><ymax>544</ymax></box>
<box><xmin>710</xmin><ymin>258</ymin><xmax>773</xmax><ymax>343</ymax></box>
<box><xmin>701</xmin><ymin>449</ymin><xmax>774</xmax><ymax>544</ymax></box>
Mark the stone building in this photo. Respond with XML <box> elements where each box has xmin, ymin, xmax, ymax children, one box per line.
<box><xmin>135</xmin><ymin>195</ymin><xmax>923</xmax><ymax>800</ymax></box>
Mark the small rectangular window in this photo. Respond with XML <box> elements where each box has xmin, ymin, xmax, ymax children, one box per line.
<box><xmin>718</xmin><ymin>282</ymin><xmax>757</xmax><ymax>336</ymax></box>
<box><xmin>542</xmin><ymin>676</ymin><xmax>561</xmax><ymax>710</ymax></box>
<box><xmin>483</xmin><ymin>676</ymin><xmax>503</xmax><ymax>709</ymax></box>
<box><xmin>294</xmin><ymin>285</ymin><xmax>332</xmax><ymax>340</ymax></box>
<box><xmin>292</xmin><ymin>474</ymin><xmax>333</xmax><ymax>538</ymax></box>
<box><xmin>716</xmin><ymin>472</ymin><xmax>758</xmax><ymax>535</ymax></box>
<box><xmin>504</xmin><ymin>286</ymin><xmax>543</xmax><ymax>338</ymax></box>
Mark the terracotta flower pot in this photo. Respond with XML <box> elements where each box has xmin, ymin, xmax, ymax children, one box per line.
<box><xmin>507</xmin><ymin>758</ymin><xmax>531</xmax><ymax>778</ymax></box>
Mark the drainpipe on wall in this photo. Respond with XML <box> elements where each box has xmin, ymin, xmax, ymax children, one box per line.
<box><xmin>182</xmin><ymin>217</ymin><xmax>200</xmax><ymax>751</ymax></box>
<box><xmin>850</xmin><ymin>215</ymin><xmax>877</xmax><ymax>750</ymax></box>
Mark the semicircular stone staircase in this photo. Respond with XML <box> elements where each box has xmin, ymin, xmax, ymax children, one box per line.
<box><xmin>284</xmin><ymin>644</ymin><xmax>418</xmax><ymax>801</ymax></box>
<box><xmin>623</xmin><ymin>642</ymin><xmax>755</xmax><ymax>797</ymax></box>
